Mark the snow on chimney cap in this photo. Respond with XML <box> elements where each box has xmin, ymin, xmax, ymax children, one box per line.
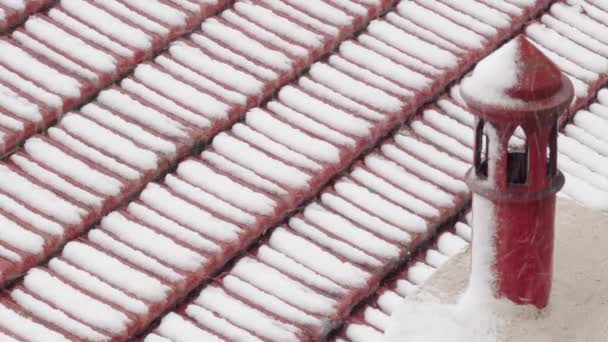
<box><xmin>461</xmin><ymin>35</ymin><xmax>573</xmax><ymax>122</ymax></box>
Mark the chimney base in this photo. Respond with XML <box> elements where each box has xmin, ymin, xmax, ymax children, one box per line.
<box><xmin>382</xmin><ymin>199</ymin><xmax>608</xmax><ymax>342</ymax></box>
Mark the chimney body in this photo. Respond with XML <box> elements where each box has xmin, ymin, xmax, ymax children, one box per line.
<box><xmin>461</xmin><ymin>36</ymin><xmax>573</xmax><ymax>309</ymax></box>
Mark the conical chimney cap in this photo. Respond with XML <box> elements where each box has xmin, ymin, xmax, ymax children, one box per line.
<box><xmin>461</xmin><ymin>35</ymin><xmax>573</xmax><ymax>123</ymax></box>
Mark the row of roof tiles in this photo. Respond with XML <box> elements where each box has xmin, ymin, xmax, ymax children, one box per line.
<box><xmin>0</xmin><ymin>0</ymin><xmax>556</xmax><ymax>340</ymax></box>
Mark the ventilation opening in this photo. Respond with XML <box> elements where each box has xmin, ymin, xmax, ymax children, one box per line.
<box><xmin>507</xmin><ymin>126</ymin><xmax>528</xmax><ymax>186</ymax></box>
<box><xmin>547</xmin><ymin>123</ymin><xmax>558</xmax><ymax>176</ymax></box>
<box><xmin>475</xmin><ymin>120</ymin><xmax>488</xmax><ymax>178</ymax></box>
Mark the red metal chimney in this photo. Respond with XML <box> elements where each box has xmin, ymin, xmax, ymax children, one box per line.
<box><xmin>460</xmin><ymin>35</ymin><xmax>573</xmax><ymax>309</ymax></box>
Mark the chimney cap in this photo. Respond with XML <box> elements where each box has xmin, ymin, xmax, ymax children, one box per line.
<box><xmin>461</xmin><ymin>35</ymin><xmax>573</xmax><ymax>124</ymax></box>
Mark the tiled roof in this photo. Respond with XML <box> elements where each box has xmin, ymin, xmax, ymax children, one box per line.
<box><xmin>0</xmin><ymin>0</ymin><xmax>607</xmax><ymax>341</ymax></box>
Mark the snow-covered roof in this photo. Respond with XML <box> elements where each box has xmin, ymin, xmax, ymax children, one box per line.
<box><xmin>0</xmin><ymin>0</ymin><xmax>606</xmax><ymax>341</ymax></box>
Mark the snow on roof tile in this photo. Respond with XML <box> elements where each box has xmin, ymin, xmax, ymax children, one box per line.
<box><xmin>0</xmin><ymin>0</ymin><xmax>52</xmax><ymax>33</ymax></box>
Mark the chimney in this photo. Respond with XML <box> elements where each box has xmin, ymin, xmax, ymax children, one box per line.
<box><xmin>460</xmin><ymin>35</ymin><xmax>573</xmax><ymax>309</ymax></box>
